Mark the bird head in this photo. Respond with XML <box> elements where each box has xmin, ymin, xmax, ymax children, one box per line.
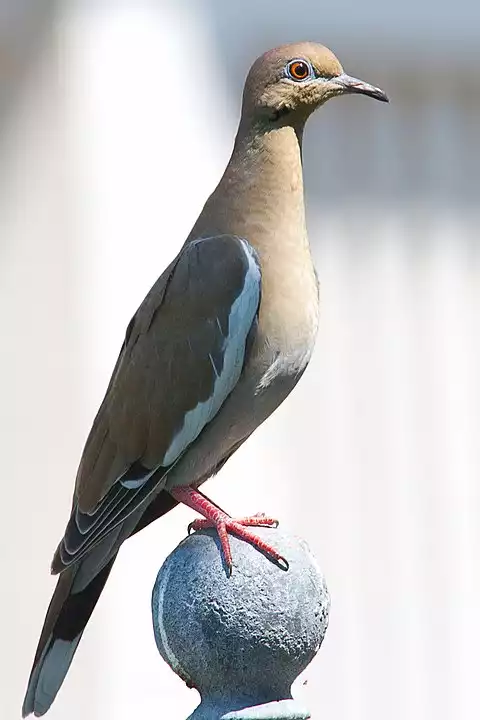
<box><xmin>241</xmin><ymin>42</ymin><xmax>388</xmax><ymax>126</ymax></box>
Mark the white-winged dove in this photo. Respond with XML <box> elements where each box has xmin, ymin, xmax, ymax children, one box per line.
<box><xmin>23</xmin><ymin>42</ymin><xmax>388</xmax><ymax>717</ymax></box>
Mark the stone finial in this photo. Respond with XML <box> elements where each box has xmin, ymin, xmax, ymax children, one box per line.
<box><xmin>152</xmin><ymin>527</ymin><xmax>330</xmax><ymax>719</ymax></box>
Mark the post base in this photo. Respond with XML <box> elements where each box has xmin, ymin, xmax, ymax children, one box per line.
<box><xmin>188</xmin><ymin>697</ymin><xmax>310</xmax><ymax>720</ymax></box>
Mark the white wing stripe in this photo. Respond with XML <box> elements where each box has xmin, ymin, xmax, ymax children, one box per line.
<box><xmin>161</xmin><ymin>239</ymin><xmax>260</xmax><ymax>465</ymax></box>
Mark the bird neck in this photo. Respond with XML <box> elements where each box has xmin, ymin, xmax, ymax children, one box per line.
<box><xmin>188</xmin><ymin>119</ymin><xmax>319</xmax><ymax>365</ymax></box>
<box><xmin>189</xmin><ymin>122</ymin><xmax>308</xmax><ymax>255</ymax></box>
<box><xmin>233</xmin><ymin>117</ymin><xmax>305</xmax><ymax>163</ymax></box>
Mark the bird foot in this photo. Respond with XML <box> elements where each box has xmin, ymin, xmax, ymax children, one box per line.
<box><xmin>188</xmin><ymin>511</ymin><xmax>279</xmax><ymax>533</ymax></box>
<box><xmin>170</xmin><ymin>486</ymin><xmax>288</xmax><ymax>576</ymax></box>
<box><xmin>188</xmin><ymin>513</ymin><xmax>287</xmax><ymax>576</ymax></box>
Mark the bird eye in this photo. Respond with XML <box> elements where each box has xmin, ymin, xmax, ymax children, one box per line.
<box><xmin>286</xmin><ymin>59</ymin><xmax>313</xmax><ymax>82</ymax></box>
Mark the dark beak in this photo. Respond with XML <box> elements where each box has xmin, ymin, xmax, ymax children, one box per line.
<box><xmin>332</xmin><ymin>73</ymin><xmax>389</xmax><ymax>102</ymax></box>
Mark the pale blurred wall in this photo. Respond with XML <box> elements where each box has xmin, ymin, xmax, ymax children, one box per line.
<box><xmin>1</xmin><ymin>1</ymin><xmax>479</xmax><ymax>719</ymax></box>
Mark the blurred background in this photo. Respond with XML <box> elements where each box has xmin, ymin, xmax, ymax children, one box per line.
<box><xmin>1</xmin><ymin>1</ymin><xmax>479</xmax><ymax>718</ymax></box>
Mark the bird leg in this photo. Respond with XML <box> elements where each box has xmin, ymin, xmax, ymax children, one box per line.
<box><xmin>170</xmin><ymin>485</ymin><xmax>288</xmax><ymax>575</ymax></box>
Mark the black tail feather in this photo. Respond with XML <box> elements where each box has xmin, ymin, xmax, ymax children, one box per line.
<box><xmin>23</xmin><ymin>489</ymin><xmax>178</xmax><ymax>716</ymax></box>
<box><xmin>22</xmin><ymin>557</ymin><xmax>116</xmax><ymax>717</ymax></box>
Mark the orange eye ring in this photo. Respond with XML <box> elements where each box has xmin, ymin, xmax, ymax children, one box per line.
<box><xmin>286</xmin><ymin>59</ymin><xmax>312</xmax><ymax>82</ymax></box>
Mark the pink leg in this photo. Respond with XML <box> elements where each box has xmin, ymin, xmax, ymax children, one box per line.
<box><xmin>170</xmin><ymin>486</ymin><xmax>288</xmax><ymax>575</ymax></box>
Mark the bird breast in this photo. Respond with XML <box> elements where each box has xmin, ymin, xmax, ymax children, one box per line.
<box><xmin>254</xmin><ymin>245</ymin><xmax>320</xmax><ymax>391</ymax></box>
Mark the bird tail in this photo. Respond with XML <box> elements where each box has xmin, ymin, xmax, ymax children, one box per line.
<box><xmin>22</xmin><ymin>555</ymin><xmax>116</xmax><ymax>717</ymax></box>
<box><xmin>23</xmin><ymin>489</ymin><xmax>179</xmax><ymax>717</ymax></box>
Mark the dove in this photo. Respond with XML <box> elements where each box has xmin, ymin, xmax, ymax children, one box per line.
<box><xmin>23</xmin><ymin>41</ymin><xmax>388</xmax><ymax>716</ymax></box>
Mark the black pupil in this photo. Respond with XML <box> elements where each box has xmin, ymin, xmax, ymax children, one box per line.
<box><xmin>293</xmin><ymin>62</ymin><xmax>308</xmax><ymax>78</ymax></box>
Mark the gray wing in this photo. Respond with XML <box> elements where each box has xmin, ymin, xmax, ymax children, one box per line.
<box><xmin>52</xmin><ymin>234</ymin><xmax>261</xmax><ymax>572</ymax></box>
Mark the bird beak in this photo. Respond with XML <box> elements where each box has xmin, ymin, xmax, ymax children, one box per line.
<box><xmin>331</xmin><ymin>73</ymin><xmax>389</xmax><ymax>102</ymax></box>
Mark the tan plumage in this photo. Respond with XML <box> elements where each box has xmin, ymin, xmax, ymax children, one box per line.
<box><xmin>23</xmin><ymin>42</ymin><xmax>388</xmax><ymax>716</ymax></box>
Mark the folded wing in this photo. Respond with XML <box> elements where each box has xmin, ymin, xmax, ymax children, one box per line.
<box><xmin>52</xmin><ymin>234</ymin><xmax>261</xmax><ymax>572</ymax></box>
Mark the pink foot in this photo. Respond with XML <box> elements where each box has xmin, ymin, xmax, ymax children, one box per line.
<box><xmin>170</xmin><ymin>486</ymin><xmax>288</xmax><ymax>575</ymax></box>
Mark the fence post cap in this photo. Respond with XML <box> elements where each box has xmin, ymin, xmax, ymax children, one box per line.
<box><xmin>152</xmin><ymin>526</ymin><xmax>329</xmax><ymax>720</ymax></box>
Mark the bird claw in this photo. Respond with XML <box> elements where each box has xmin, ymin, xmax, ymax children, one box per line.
<box><xmin>230</xmin><ymin>513</ymin><xmax>280</xmax><ymax>529</ymax></box>
<box><xmin>276</xmin><ymin>555</ymin><xmax>289</xmax><ymax>571</ymax></box>
<box><xmin>187</xmin><ymin>513</ymin><xmax>285</xmax><ymax>575</ymax></box>
<box><xmin>171</xmin><ymin>486</ymin><xmax>288</xmax><ymax>577</ymax></box>
<box><xmin>189</xmin><ymin>513</ymin><xmax>278</xmax><ymax>533</ymax></box>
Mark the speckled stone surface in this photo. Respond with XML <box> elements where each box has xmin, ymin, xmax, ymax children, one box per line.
<box><xmin>151</xmin><ymin>527</ymin><xmax>330</xmax><ymax>720</ymax></box>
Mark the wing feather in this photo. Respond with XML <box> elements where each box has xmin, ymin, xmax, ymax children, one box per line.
<box><xmin>51</xmin><ymin>235</ymin><xmax>261</xmax><ymax>573</ymax></box>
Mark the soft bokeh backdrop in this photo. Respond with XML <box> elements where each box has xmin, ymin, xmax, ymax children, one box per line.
<box><xmin>1</xmin><ymin>1</ymin><xmax>479</xmax><ymax>719</ymax></box>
